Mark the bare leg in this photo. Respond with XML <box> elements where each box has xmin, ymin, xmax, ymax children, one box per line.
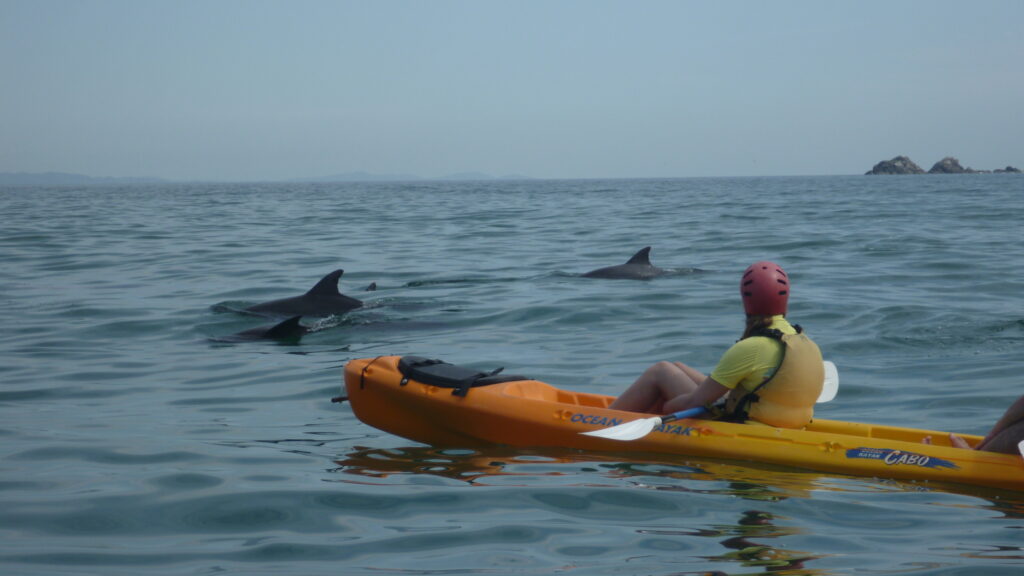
<box><xmin>672</xmin><ymin>362</ymin><xmax>708</xmax><ymax>385</ymax></box>
<box><xmin>975</xmin><ymin>420</ymin><xmax>1024</xmax><ymax>454</ymax></box>
<box><xmin>976</xmin><ymin>396</ymin><xmax>1024</xmax><ymax>452</ymax></box>
<box><xmin>610</xmin><ymin>361</ymin><xmax>705</xmax><ymax>413</ymax></box>
<box><xmin>942</xmin><ymin>396</ymin><xmax>1024</xmax><ymax>453</ymax></box>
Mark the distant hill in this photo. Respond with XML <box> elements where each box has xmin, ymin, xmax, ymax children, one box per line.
<box><xmin>290</xmin><ymin>171</ymin><xmax>422</xmax><ymax>183</ymax></box>
<box><xmin>0</xmin><ymin>172</ymin><xmax>168</xmax><ymax>186</ymax></box>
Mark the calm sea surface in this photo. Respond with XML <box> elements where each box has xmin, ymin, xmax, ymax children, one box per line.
<box><xmin>2</xmin><ymin>176</ymin><xmax>1023</xmax><ymax>575</ymax></box>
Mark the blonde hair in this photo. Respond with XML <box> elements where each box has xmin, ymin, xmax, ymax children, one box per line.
<box><xmin>741</xmin><ymin>314</ymin><xmax>775</xmax><ymax>340</ymax></box>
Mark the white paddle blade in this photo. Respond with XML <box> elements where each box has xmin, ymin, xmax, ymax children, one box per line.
<box><xmin>1018</xmin><ymin>440</ymin><xmax>1024</xmax><ymax>461</ymax></box>
<box><xmin>581</xmin><ymin>416</ymin><xmax>662</xmax><ymax>441</ymax></box>
<box><xmin>819</xmin><ymin>361</ymin><xmax>839</xmax><ymax>403</ymax></box>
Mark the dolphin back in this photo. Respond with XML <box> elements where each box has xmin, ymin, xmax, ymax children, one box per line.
<box><xmin>307</xmin><ymin>269</ymin><xmax>345</xmax><ymax>295</ymax></box>
<box><xmin>583</xmin><ymin>246</ymin><xmax>663</xmax><ymax>279</ymax></box>
<box><xmin>625</xmin><ymin>246</ymin><xmax>652</xmax><ymax>265</ymax></box>
<box><xmin>263</xmin><ymin>316</ymin><xmax>308</xmax><ymax>340</ymax></box>
<box><xmin>214</xmin><ymin>315</ymin><xmax>308</xmax><ymax>343</ymax></box>
<box><xmin>245</xmin><ymin>269</ymin><xmax>363</xmax><ymax>316</ymax></box>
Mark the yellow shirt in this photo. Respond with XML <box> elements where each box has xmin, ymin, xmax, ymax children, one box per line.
<box><xmin>710</xmin><ymin>316</ymin><xmax>796</xmax><ymax>391</ymax></box>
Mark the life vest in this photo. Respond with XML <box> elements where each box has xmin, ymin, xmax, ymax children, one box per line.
<box><xmin>721</xmin><ymin>330</ymin><xmax>824</xmax><ymax>428</ymax></box>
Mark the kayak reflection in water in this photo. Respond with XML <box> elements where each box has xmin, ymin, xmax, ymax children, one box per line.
<box><xmin>610</xmin><ymin>261</ymin><xmax>825</xmax><ymax>429</ymax></box>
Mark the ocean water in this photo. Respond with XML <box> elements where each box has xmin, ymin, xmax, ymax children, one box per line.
<box><xmin>1</xmin><ymin>175</ymin><xmax>1022</xmax><ymax>575</ymax></box>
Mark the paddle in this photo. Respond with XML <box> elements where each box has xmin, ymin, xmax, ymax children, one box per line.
<box><xmin>582</xmin><ymin>361</ymin><xmax>840</xmax><ymax>441</ymax></box>
<box><xmin>1018</xmin><ymin>440</ymin><xmax>1024</xmax><ymax>461</ymax></box>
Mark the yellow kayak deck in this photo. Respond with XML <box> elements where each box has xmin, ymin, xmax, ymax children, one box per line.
<box><xmin>343</xmin><ymin>356</ymin><xmax>1023</xmax><ymax>491</ymax></box>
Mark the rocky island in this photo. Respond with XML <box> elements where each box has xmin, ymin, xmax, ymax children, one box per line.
<box><xmin>867</xmin><ymin>156</ymin><xmax>1021</xmax><ymax>175</ymax></box>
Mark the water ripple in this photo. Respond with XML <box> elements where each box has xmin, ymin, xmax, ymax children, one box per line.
<box><xmin>2</xmin><ymin>177</ymin><xmax>1023</xmax><ymax>575</ymax></box>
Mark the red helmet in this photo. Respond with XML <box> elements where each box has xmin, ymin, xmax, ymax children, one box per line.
<box><xmin>740</xmin><ymin>261</ymin><xmax>789</xmax><ymax>316</ymax></box>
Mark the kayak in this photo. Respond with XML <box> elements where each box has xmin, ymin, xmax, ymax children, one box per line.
<box><xmin>342</xmin><ymin>355</ymin><xmax>1024</xmax><ymax>492</ymax></box>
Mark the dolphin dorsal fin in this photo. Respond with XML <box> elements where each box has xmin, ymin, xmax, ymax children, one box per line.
<box><xmin>626</xmin><ymin>247</ymin><xmax>652</xmax><ymax>265</ymax></box>
<box><xmin>307</xmin><ymin>269</ymin><xmax>343</xmax><ymax>295</ymax></box>
<box><xmin>265</xmin><ymin>316</ymin><xmax>305</xmax><ymax>339</ymax></box>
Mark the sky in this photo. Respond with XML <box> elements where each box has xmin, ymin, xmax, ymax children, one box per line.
<box><xmin>2</xmin><ymin>0</ymin><xmax>1022</xmax><ymax>181</ymax></box>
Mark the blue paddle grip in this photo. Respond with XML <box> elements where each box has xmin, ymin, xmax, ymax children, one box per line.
<box><xmin>662</xmin><ymin>407</ymin><xmax>709</xmax><ymax>424</ymax></box>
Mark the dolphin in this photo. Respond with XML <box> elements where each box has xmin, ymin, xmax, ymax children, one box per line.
<box><xmin>245</xmin><ymin>269</ymin><xmax>363</xmax><ymax>317</ymax></box>
<box><xmin>582</xmin><ymin>246</ymin><xmax>666</xmax><ymax>280</ymax></box>
<box><xmin>214</xmin><ymin>316</ymin><xmax>310</xmax><ymax>343</ymax></box>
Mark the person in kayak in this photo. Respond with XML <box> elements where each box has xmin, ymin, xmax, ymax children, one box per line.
<box><xmin>940</xmin><ymin>396</ymin><xmax>1024</xmax><ymax>454</ymax></box>
<box><xmin>609</xmin><ymin>261</ymin><xmax>824</xmax><ymax>429</ymax></box>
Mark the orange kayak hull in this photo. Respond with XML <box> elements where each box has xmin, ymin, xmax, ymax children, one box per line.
<box><xmin>344</xmin><ymin>356</ymin><xmax>1023</xmax><ymax>492</ymax></box>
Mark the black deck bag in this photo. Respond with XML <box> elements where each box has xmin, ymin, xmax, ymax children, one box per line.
<box><xmin>398</xmin><ymin>356</ymin><xmax>528</xmax><ymax>397</ymax></box>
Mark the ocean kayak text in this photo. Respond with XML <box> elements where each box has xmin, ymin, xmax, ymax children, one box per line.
<box><xmin>572</xmin><ymin>413</ymin><xmax>697</xmax><ymax>436</ymax></box>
